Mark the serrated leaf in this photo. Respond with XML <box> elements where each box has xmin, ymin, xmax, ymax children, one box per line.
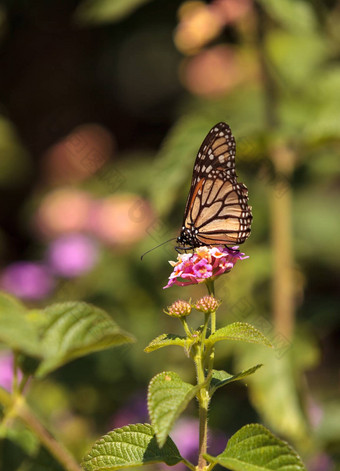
<box><xmin>144</xmin><ymin>333</ymin><xmax>189</xmax><ymax>353</ymax></box>
<box><xmin>204</xmin><ymin>423</ymin><xmax>306</xmax><ymax>471</ymax></box>
<box><xmin>148</xmin><ymin>371</ymin><xmax>200</xmax><ymax>448</ymax></box>
<box><xmin>0</xmin><ymin>292</ymin><xmax>41</xmax><ymax>357</ymax></box>
<box><xmin>81</xmin><ymin>423</ymin><xmax>182</xmax><ymax>471</ymax></box>
<box><xmin>75</xmin><ymin>0</ymin><xmax>150</xmax><ymax>25</ymax></box>
<box><xmin>208</xmin><ymin>323</ymin><xmax>273</xmax><ymax>348</ymax></box>
<box><xmin>36</xmin><ymin>302</ymin><xmax>135</xmax><ymax>377</ymax></box>
<box><xmin>210</xmin><ymin>364</ymin><xmax>262</xmax><ymax>395</ymax></box>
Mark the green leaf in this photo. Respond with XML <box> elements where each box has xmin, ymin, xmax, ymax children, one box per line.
<box><xmin>81</xmin><ymin>423</ymin><xmax>182</xmax><ymax>471</ymax></box>
<box><xmin>36</xmin><ymin>302</ymin><xmax>135</xmax><ymax>377</ymax></box>
<box><xmin>234</xmin><ymin>339</ymin><xmax>313</xmax><ymax>445</ymax></box>
<box><xmin>144</xmin><ymin>333</ymin><xmax>190</xmax><ymax>353</ymax></box>
<box><xmin>150</xmin><ymin>115</ymin><xmax>219</xmax><ymax>214</ymax></box>
<box><xmin>148</xmin><ymin>371</ymin><xmax>200</xmax><ymax>448</ymax></box>
<box><xmin>204</xmin><ymin>423</ymin><xmax>306</xmax><ymax>471</ymax></box>
<box><xmin>258</xmin><ymin>0</ymin><xmax>317</xmax><ymax>33</ymax></box>
<box><xmin>75</xmin><ymin>0</ymin><xmax>150</xmax><ymax>26</ymax></box>
<box><xmin>210</xmin><ymin>364</ymin><xmax>263</xmax><ymax>395</ymax></box>
<box><xmin>0</xmin><ymin>292</ymin><xmax>41</xmax><ymax>357</ymax></box>
<box><xmin>266</xmin><ymin>31</ymin><xmax>327</xmax><ymax>89</ymax></box>
<box><xmin>208</xmin><ymin>323</ymin><xmax>273</xmax><ymax>348</ymax></box>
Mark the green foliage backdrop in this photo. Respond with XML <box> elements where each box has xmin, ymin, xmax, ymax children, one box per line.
<box><xmin>0</xmin><ymin>0</ymin><xmax>339</xmax><ymax>470</ymax></box>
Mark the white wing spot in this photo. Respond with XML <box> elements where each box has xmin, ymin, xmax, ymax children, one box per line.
<box><xmin>218</xmin><ymin>155</ymin><xmax>225</xmax><ymax>163</ymax></box>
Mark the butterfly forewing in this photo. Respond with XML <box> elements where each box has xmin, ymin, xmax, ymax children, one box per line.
<box><xmin>178</xmin><ymin>122</ymin><xmax>252</xmax><ymax>248</ymax></box>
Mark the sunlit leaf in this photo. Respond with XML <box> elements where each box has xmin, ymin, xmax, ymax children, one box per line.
<box><xmin>36</xmin><ymin>302</ymin><xmax>135</xmax><ymax>377</ymax></box>
<box><xmin>148</xmin><ymin>371</ymin><xmax>199</xmax><ymax>447</ymax></box>
<box><xmin>208</xmin><ymin>322</ymin><xmax>272</xmax><ymax>348</ymax></box>
<box><xmin>210</xmin><ymin>364</ymin><xmax>262</xmax><ymax>395</ymax></box>
<box><xmin>0</xmin><ymin>292</ymin><xmax>41</xmax><ymax>357</ymax></box>
<box><xmin>266</xmin><ymin>31</ymin><xmax>327</xmax><ymax>88</ymax></box>
<box><xmin>82</xmin><ymin>423</ymin><xmax>182</xmax><ymax>471</ymax></box>
<box><xmin>204</xmin><ymin>423</ymin><xmax>306</xmax><ymax>470</ymax></box>
<box><xmin>144</xmin><ymin>333</ymin><xmax>191</xmax><ymax>352</ymax></box>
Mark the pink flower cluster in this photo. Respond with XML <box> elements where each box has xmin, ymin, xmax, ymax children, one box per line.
<box><xmin>164</xmin><ymin>246</ymin><xmax>248</xmax><ymax>289</ymax></box>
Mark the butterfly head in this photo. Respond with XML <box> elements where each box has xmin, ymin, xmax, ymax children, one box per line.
<box><xmin>176</xmin><ymin>225</ymin><xmax>201</xmax><ymax>249</ymax></box>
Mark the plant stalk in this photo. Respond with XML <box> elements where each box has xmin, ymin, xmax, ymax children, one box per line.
<box><xmin>256</xmin><ymin>5</ymin><xmax>295</xmax><ymax>340</ymax></box>
<box><xmin>196</xmin><ymin>280</ymin><xmax>217</xmax><ymax>471</ymax></box>
<box><xmin>0</xmin><ymin>390</ymin><xmax>82</xmax><ymax>471</ymax></box>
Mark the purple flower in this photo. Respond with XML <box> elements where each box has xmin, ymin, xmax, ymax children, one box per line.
<box><xmin>109</xmin><ymin>393</ymin><xmax>148</xmax><ymax>429</ymax></box>
<box><xmin>307</xmin><ymin>453</ymin><xmax>334</xmax><ymax>471</ymax></box>
<box><xmin>171</xmin><ymin>418</ymin><xmax>199</xmax><ymax>463</ymax></box>
<box><xmin>47</xmin><ymin>233</ymin><xmax>98</xmax><ymax>278</ymax></box>
<box><xmin>164</xmin><ymin>246</ymin><xmax>248</xmax><ymax>289</ymax></box>
<box><xmin>1</xmin><ymin>262</ymin><xmax>54</xmax><ymax>300</ymax></box>
<box><xmin>0</xmin><ymin>352</ymin><xmax>22</xmax><ymax>391</ymax></box>
<box><xmin>169</xmin><ymin>418</ymin><xmax>226</xmax><ymax>471</ymax></box>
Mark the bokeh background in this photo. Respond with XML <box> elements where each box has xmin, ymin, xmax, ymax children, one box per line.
<box><xmin>0</xmin><ymin>0</ymin><xmax>339</xmax><ymax>470</ymax></box>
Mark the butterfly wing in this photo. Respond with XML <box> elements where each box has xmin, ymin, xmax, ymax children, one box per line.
<box><xmin>179</xmin><ymin>122</ymin><xmax>252</xmax><ymax>247</ymax></box>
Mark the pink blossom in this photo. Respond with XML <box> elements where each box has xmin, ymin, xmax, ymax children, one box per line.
<box><xmin>47</xmin><ymin>233</ymin><xmax>98</xmax><ymax>278</ymax></box>
<box><xmin>0</xmin><ymin>353</ymin><xmax>23</xmax><ymax>391</ymax></box>
<box><xmin>1</xmin><ymin>262</ymin><xmax>54</xmax><ymax>300</ymax></box>
<box><xmin>164</xmin><ymin>246</ymin><xmax>248</xmax><ymax>289</ymax></box>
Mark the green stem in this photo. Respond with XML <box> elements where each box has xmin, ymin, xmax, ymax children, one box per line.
<box><xmin>201</xmin><ymin>313</ymin><xmax>210</xmax><ymax>360</ymax></box>
<box><xmin>181</xmin><ymin>458</ymin><xmax>196</xmax><ymax>471</ymax></box>
<box><xmin>17</xmin><ymin>400</ymin><xmax>82</xmax><ymax>471</ymax></box>
<box><xmin>198</xmin><ymin>397</ymin><xmax>208</xmax><ymax>471</ymax></box>
<box><xmin>207</xmin><ymin>311</ymin><xmax>216</xmax><ymax>374</ymax></box>
<box><xmin>256</xmin><ymin>7</ymin><xmax>295</xmax><ymax>340</ymax></box>
<box><xmin>12</xmin><ymin>352</ymin><xmax>19</xmax><ymax>394</ymax></box>
<box><xmin>205</xmin><ymin>279</ymin><xmax>215</xmax><ymax>297</ymax></box>
<box><xmin>0</xmin><ymin>389</ymin><xmax>81</xmax><ymax>471</ymax></box>
<box><xmin>180</xmin><ymin>317</ymin><xmax>192</xmax><ymax>338</ymax></box>
<box><xmin>195</xmin><ymin>345</ymin><xmax>209</xmax><ymax>471</ymax></box>
<box><xmin>205</xmin><ymin>280</ymin><xmax>216</xmax><ymax>387</ymax></box>
<box><xmin>18</xmin><ymin>373</ymin><xmax>31</xmax><ymax>394</ymax></box>
<box><xmin>195</xmin><ymin>280</ymin><xmax>217</xmax><ymax>471</ymax></box>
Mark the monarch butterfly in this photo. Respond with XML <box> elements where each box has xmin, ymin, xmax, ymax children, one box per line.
<box><xmin>176</xmin><ymin>122</ymin><xmax>252</xmax><ymax>249</ymax></box>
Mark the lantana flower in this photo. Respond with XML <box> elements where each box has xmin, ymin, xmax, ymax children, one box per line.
<box><xmin>165</xmin><ymin>300</ymin><xmax>192</xmax><ymax>318</ymax></box>
<box><xmin>163</xmin><ymin>246</ymin><xmax>248</xmax><ymax>289</ymax></box>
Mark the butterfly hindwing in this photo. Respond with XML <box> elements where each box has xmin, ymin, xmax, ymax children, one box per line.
<box><xmin>178</xmin><ymin>122</ymin><xmax>252</xmax><ymax>248</ymax></box>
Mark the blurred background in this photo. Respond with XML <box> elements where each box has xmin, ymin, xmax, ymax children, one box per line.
<box><xmin>0</xmin><ymin>0</ymin><xmax>339</xmax><ymax>470</ymax></box>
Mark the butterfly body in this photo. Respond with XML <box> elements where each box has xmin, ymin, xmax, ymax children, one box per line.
<box><xmin>177</xmin><ymin>122</ymin><xmax>252</xmax><ymax>249</ymax></box>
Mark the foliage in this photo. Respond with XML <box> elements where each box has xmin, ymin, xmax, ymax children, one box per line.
<box><xmin>0</xmin><ymin>0</ymin><xmax>339</xmax><ymax>469</ymax></box>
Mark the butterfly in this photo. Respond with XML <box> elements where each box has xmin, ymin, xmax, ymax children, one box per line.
<box><xmin>176</xmin><ymin>122</ymin><xmax>252</xmax><ymax>249</ymax></box>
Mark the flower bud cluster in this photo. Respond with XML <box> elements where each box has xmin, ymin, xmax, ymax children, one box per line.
<box><xmin>164</xmin><ymin>295</ymin><xmax>221</xmax><ymax>318</ymax></box>
<box><xmin>164</xmin><ymin>300</ymin><xmax>192</xmax><ymax>318</ymax></box>
<box><xmin>194</xmin><ymin>295</ymin><xmax>221</xmax><ymax>314</ymax></box>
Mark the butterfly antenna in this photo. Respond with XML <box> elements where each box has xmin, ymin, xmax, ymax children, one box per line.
<box><xmin>140</xmin><ymin>237</ymin><xmax>177</xmax><ymax>261</ymax></box>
